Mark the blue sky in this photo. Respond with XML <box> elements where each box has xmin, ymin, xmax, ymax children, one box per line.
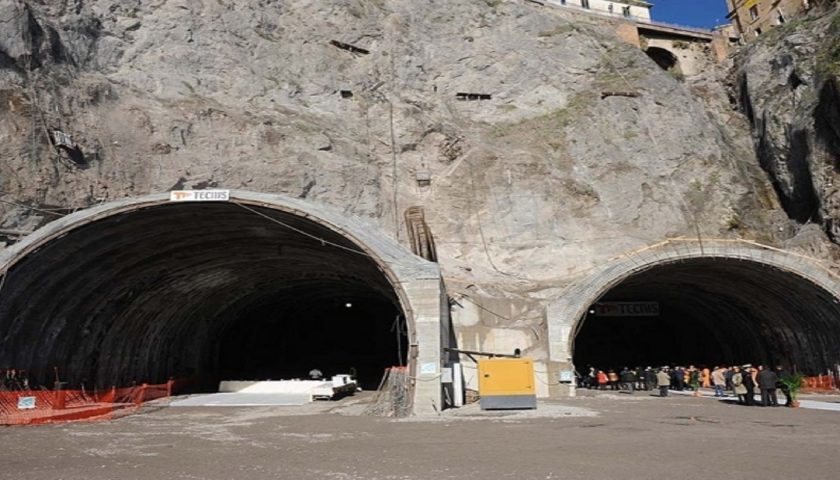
<box><xmin>650</xmin><ymin>0</ymin><xmax>731</xmax><ymax>29</ymax></box>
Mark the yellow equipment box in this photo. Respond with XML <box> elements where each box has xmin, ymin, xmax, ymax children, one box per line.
<box><xmin>478</xmin><ymin>358</ymin><xmax>537</xmax><ymax>410</ymax></box>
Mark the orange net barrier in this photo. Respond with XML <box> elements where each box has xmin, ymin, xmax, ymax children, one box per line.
<box><xmin>801</xmin><ymin>375</ymin><xmax>837</xmax><ymax>393</ymax></box>
<box><xmin>0</xmin><ymin>379</ymin><xmax>184</xmax><ymax>426</ymax></box>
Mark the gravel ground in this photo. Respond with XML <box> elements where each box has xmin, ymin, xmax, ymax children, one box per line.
<box><xmin>2</xmin><ymin>392</ymin><xmax>839</xmax><ymax>480</ymax></box>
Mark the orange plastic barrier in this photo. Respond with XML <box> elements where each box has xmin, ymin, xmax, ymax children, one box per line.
<box><xmin>0</xmin><ymin>379</ymin><xmax>180</xmax><ymax>426</ymax></box>
<box><xmin>801</xmin><ymin>375</ymin><xmax>837</xmax><ymax>393</ymax></box>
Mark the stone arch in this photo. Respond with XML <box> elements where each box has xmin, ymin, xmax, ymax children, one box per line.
<box><xmin>547</xmin><ymin>240</ymin><xmax>840</xmax><ymax>387</ymax></box>
<box><xmin>0</xmin><ymin>191</ymin><xmax>444</xmax><ymax>414</ymax></box>
<box><xmin>645</xmin><ymin>46</ymin><xmax>680</xmax><ymax>73</ymax></box>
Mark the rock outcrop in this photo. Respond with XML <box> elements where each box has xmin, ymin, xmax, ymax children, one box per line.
<box><xmin>735</xmin><ymin>6</ymin><xmax>840</xmax><ymax>257</ymax></box>
<box><xmin>1</xmin><ymin>0</ymin><xmax>824</xmax><ymax>356</ymax></box>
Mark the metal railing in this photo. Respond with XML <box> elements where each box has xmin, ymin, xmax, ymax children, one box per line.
<box><xmin>542</xmin><ymin>0</ymin><xmax>652</xmax><ymax>23</ymax></box>
<box><xmin>538</xmin><ymin>0</ymin><xmax>721</xmax><ymax>36</ymax></box>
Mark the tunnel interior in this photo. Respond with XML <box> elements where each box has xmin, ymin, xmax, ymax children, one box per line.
<box><xmin>573</xmin><ymin>258</ymin><xmax>840</xmax><ymax>374</ymax></box>
<box><xmin>0</xmin><ymin>202</ymin><xmax>408</xmax><ymax>391</ymax></box>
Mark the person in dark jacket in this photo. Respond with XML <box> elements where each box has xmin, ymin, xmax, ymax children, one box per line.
<box><xmin>620</xmin><ymin>367</ymin><xmax>636</xmax><ymax>393</ymax></box>
<box><xmin>757</xmin><ymin>365</ymin><xmax>779</xmax><ymax>406</ymax></box>
<box><xmin>742</xmin><ymin>365</ymin><xmax>756</xmax><ymax>406</ymax></box>
<box><xmin>724</xmin><ymin>366</ymin><xmax>735</xmax><ymax>392</ymax></box>
<box><xmin>644</xmin><ymin>367</ymin><xmax>656</xmax><ymax>391</ymax></box>
<box><xmin>635</xmin><ymin>366</ymin><xmax>645</xmax><ymax>390</ymax></box>
<box><xmin>674</xmin><ymin>367</ymin><xmax>686</xmax><ymax>391</ymax></box>
<box><xmin>775</xmin><ymin>366</ymin><xmax>792</xmax><ymax>407</ymax></box>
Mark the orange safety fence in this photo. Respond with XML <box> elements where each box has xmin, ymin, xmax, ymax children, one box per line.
<box><xmin>801</xmin><ymin>375</ymin><xmax>837</xmax><ymax>393</ymax></box>
<box><xmin>0</xmin><ymin>379</ymin><xmax>188</xmax><ymax>426</ymax></box>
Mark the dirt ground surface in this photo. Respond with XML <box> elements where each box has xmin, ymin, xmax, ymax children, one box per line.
<box><xmin>2</xmin><ymin>391</ymin><xmax>840</xmax><ymax>480</ymax></box>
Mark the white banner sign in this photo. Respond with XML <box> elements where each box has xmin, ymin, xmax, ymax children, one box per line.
<box><xmin>593</xmin><ymin>302</ymin><xmax>659</xmax><ymax>317</ymax></box>
<box><xmin>17</xmin><ymin>396</ymin><xmax>36</xmax><ymax>410</ymax></box>
<box><xmin>169</xmin><ymin>190</ymin><xmax>230</xmax><ymax>202</ymax></box>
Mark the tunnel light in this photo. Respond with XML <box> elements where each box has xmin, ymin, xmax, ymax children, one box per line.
<box><xmin>345</xmin><ymin>302</ymin><xmax>353</xmax><ymax>308</ymax></box>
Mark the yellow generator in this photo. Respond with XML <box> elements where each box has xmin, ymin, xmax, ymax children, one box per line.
<box><xmin>478</xmin><ymin>357</ymin><xmax>537</xmax><ymax>410</ymax></box>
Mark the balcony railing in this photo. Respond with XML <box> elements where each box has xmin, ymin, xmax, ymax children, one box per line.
<box><xmin>540</xmin><ymin>0</ymin><xmax>719</xmax><ymax>36</ymax></box>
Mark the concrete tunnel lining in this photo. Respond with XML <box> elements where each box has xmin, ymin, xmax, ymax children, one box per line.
<box><xmin>0</xmin><ymin>191</ymin><xmax>444</xmax><ymax>414</ymax></box>
<box><xmin>548</xmin><ymin>241</ymin><xmax>840</xmax><ymax>381</ymax></box>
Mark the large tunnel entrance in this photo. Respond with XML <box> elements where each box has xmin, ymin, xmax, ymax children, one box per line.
<box><xmin>572</xmin><ymin>257</ymin><xmax>840</xmax><ymax>374</ymax></box>
<box><xmin>0</xmin><ymin>195</ymin><xmax>422</xmax><ymax>393</ymax></box>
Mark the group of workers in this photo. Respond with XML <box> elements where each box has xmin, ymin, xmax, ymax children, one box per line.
<box><xmin>1</xmin><ymin>368</ymin><xmax>30</xmax><ymax>391</ymax></box>
<box><xmin>582</xmin><ymin>364</ymin><xmax>795</xmax><ymax>407</ymax></box>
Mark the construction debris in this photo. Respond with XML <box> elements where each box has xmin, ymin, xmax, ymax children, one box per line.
<box><xmin>363</xmin><ymin>367</ymin><xmax>411</xmax><ymax>417</ymax></box>
<box><xmin>49</xmin><ymin>129</ymin><xmax>86</xmax><ymax>165</ymax></box>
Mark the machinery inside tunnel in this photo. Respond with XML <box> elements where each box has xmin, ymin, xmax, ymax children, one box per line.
<box><xmin>0</xmin><ymin>201</ymin><xmax>410</xmax><ymax>392</ymax></box>
<box><xmin>572</xmin><ymin>258</ymin><xmax>840</xmax><ymax>374</ymax></box>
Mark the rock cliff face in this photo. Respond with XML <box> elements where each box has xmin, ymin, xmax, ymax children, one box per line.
<box><xmin>0</xmin><ymin>0</ymin><xmax>825</xmax><ymax>359</ymax></box>
<box><xmin>735</xmin><ymin>7</ymin><xmax>840</xmax><ymax>256</ymax></box>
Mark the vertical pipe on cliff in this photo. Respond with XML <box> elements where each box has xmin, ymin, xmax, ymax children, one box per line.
<box><xmin>388</xmin><ymin>41</ymin><xmax>400</xmax><ymax>242</ymax></box>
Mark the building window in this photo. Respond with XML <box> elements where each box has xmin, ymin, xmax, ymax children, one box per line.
<box><xmin>581</xmin><ymin>0</ymin><xmax>590</xmax><ymax>9</ymax></box>
<box><xmin>749</xmin><ymin>5</ymin><xmax>759</xmax><ymax>20</ymax></box>
<box><xmin>622</xmin><ymin>6</ymin><xmax>631</xmax><ymax>17</ymax></box>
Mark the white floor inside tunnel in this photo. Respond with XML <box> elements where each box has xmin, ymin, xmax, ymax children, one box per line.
<box><xmin>170</xmin><ymin>392</ymin><xmax>311</xmax><ymax>407</ymax></box>
<box><xmin>170</xmin><ymin>378</ymin><xmax>360</xmax><ymax>407</ymax></box>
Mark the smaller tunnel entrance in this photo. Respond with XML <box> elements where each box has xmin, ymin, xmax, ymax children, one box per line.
<box><xmin>645</xmin><ymin>46</ymin><xmax>680</xmax><ymax>73</ymax></box>
<box><xmin>572</xmin><ymin>258</ymin><xmax>840</xmax><ymax>374</ymax></box>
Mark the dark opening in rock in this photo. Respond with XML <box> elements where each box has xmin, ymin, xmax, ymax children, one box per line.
<box><xmin>738</xmin><ymin>74</ymin><xmax>755</xmax><ymax>125</ymax></box>
<box><xmin>340</xmin><ymin>90</ymin><xmax>353</xmax><ymax>99</ymax></box>
<box><xmin>455</xmin><ymin>92</ymin><xmax>492</xmax><ymax>101</ymax></box>
<box><xmin>329</xmin><ymin>40</ymin><xmax>370</xmax><ymax>55</ymax></box>
<box><xmin>789</xmin><ymin>71</ymin><xmax>805</xmax><ymax>90</ymax></box>
<box><xmin>644</xmin><ymin>47</ymin><xmax>679</xmax><ymax>72</ymax></box>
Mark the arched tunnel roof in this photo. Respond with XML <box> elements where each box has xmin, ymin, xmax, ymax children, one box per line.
<box><xmin>0</xmin><ymin>191</ymin><xmax>441</xmax><ymax>390</ymax></box>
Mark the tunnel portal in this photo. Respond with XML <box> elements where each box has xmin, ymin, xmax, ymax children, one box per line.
<box><xmin>572</xmin><ymin>257</ymin><xmax>840</xmax><ymax>374</ymax></box>
<box><xmin>0</xmin><ymin>197</ymin><xmax>419</xmax><ymax>392</ymax></box>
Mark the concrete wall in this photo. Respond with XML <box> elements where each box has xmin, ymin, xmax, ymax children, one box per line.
<box><xmin>450</xmin><ymin>295</ymin><xmax>550</xmax><ymax>397</ymax></box>
<box><xmin>615</xmin><ymin>21</ymin><xmax>642</xmax><ymax>47</ymax></box>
